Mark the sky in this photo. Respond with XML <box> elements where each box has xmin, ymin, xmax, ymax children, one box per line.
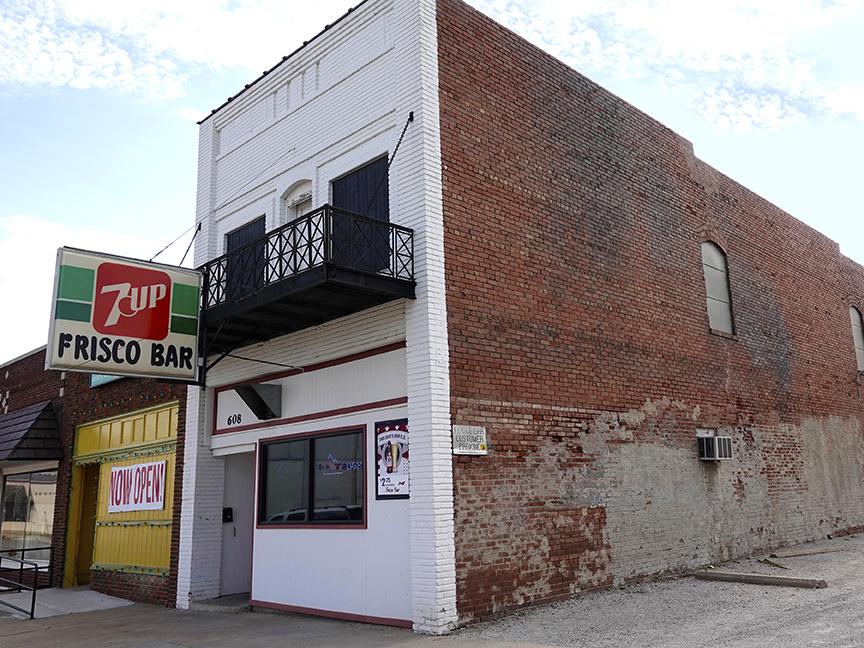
<box><xmin>0</xmin><ymin>0</ymin><xmax>862</xmax><ymax>364</ymax></box>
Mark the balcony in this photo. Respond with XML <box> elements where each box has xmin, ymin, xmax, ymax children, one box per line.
<box><xmin>200</xmin><ymin>205</ymin><xmax>415</xmax><ymax>355</ymax></box>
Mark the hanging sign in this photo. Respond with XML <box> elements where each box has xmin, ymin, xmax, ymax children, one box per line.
<box><xmin>453</xmin><ymin>425</ymin><xmax>488</xmax><ymax>455</ymax></box>
<box><xmin>46</xmin><ymin>247</ymin><xmax>201</xmax><ymax>381</ymax></box>
<box><xmin>107</xmin><ymin>460</ymin><xmax>167</xmax><ymax>513</ymax></box>
<box><xmin>376</xmin><ymin>419</ymin><xmax>409</xmax><ymax>499</ymax></box>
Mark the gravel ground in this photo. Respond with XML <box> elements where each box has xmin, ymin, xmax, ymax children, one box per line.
<box><xmin>456</xmin><ymin>534</ymin><xmax>864</xmax><ymax>648</ymax></box>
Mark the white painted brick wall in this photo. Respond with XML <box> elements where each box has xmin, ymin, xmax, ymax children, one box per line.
<box><xmin>390</xmin><ymin>0</ymin><xmax>457</xmax><ymax>634</ymax></box>
<box><xmin>207</xmin><ymin>301</ymin><xmax>406</xmax><ymax>388</ymax></box>
<box><xmin>176</xmin><ymin>385</ymin><xmax>224</xmax><ymax>607</ymax></box>
<box><xmin>180</xmin><ymin>0</ymin><xmax>457</xmax><ymax>630</ymax></box>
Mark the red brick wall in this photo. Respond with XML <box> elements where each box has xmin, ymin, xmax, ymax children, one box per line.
<box><xmin>437</xmin><ymin>0</ymin><xmax>864</xmax><ymax>623</ymax></box>
<box><xmin>0</xmin><ymin>348</ymin><xmax>186</xmax><ymax>607</ymax></box>
<box><xmin>1</xmin><ymin>348</ymin><xmax>63</xmax><ymax>412</ymax></box>
<box><xmin>90</xmin><ymin>570</ymin><xmax>175</xmax><ymax>606</ymax></box>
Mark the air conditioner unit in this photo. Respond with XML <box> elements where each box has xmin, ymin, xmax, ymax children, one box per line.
<box><xmin>697</xmin><ymin>435</ymin><xmax>733</xmax><ymax>461</ymax></box>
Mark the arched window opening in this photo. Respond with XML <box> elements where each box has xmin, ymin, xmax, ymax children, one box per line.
<box><xmin>701</xmin><ymin>241</ymin><xmax>735</xmax><ymax>335</ymax></box>
<box><xmin>850</xmin><ymin>306</ymin><xmax>864</xmax><ymax>371</ymax></box>
<box><xmin>282</xmin><ymin>181</ymin><xmax>313</xmax><ymax>223</ymax></box>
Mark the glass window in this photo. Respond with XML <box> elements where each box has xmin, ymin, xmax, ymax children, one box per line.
<box><xmin>701</xmin><ymin>241</ymin><xmax>735</xmax><ymax>335</ymax></box>
<box><xmin>1</xmin><ymin>471</ymin><xmax>57</xmax><ymax>561</ymax></box>
<box><xmin>292</xmin><ymin>197</ymin><xmax>312</xmax><ymax>220</ymax></box>
<box><xmin>312</xmin><ymin>433</ymin><xmax>364</xmax><ymax>522</ymax></box>
<box><xmin>283</xmin><ymin>181</ymin><xmax>313</xmax><ymax>224</ymax></box>
<box><xmin>850</xmin><ymin>306</ymin><xmax>864</xmax><ymax>371</ymax></box>
<box><xmin>259</xmin><ymin>429</ymin><xmax>364</xmax><ymax>526</ymax></box>
<box><xmin>261</xmin><ymin>440</ymin><xmax>308</xmax><ymax>523</ymax></box>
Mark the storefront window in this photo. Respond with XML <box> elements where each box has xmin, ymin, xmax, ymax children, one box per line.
<box><xmin>262</xmin><ymin>439</ymin><xmax>309</xmax><ymax>523</ymax></box>
<box><xmin>259</xmin><ymin>429</ymin><xmax>364</xmax><ymax>526</ymax></box>
<box><xmin>0</xmin><ymin>471</ymin><xmax>57</xmax><ymax>561</ymax></box>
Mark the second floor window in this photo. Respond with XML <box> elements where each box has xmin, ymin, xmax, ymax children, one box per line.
<box><xmin>225</xmin><ymin>216</ymin><xmax>266</xmax><ymax>300</ymax></box>
<box><xmin>331</xmin><ymin>157</ymin><xmax>390</xmax><ymax>272</ymax></box>
<box><xmin>701</xmin><ymin>241</ymin><xmax>735</xmax><ymax>335</ymax></box>
<box><xmin>850</xmin><ymin>306</ymin><xmax>864</xmax><ymax>371</ymax></box>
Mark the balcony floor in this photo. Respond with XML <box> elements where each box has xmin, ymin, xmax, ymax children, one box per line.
<box><xmin>203</xmin><ymin>265</ymin><xmax>415</xmax><ymax>356</ymax></box>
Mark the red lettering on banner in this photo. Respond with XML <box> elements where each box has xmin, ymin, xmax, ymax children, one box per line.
<box><xmin>154</xmin><ymin>464</ymin><xmax>162</xmax><ymax>502</ymax></box>
<box><xmin>124</xmin><ymin>469</ymin><xmax>130</xmax><ymax>505</ymax></box>
<box><xmin>134</xmin><ymin>466</ymin><xmax>141</xmax><ymax>504</ymax></box>
<box><xmin>108</xmin><ymin>461</ymin><xmax>166</xmax><ymax>512</ymax></box>
<box><xmin>146</xmin><ymin>464</ymin><xmax>154</xmax><ymax>502</ymax></box>
<box><xmin>110</xmin><ymin>471</ymin><xmax>117</xmax><ymax>507</ymax></box>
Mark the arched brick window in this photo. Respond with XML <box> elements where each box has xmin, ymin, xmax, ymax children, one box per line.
<box><xmin>850</xmin><ymin>306</ymin><xmax>864</xmax><ymax>371</ymax></box>
<box><xmin>282</xmin><ymin>180</ymin><xmax>313</xmax><ymax>223</ymax></box>
<box><xmin>701</xmin><ymin>241</ymin><xmax>735</xmax><ymax>335</ymax></box>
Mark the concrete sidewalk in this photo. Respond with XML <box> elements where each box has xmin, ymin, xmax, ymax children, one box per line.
<box><xmin>1</xmin><ymin>534</ymin><xmax>862</xmax><ymax>647</ymax></box>
<box><xmin>0</xmin><ymin>605</ymin><xmax>513</xmax><ymax>648</ymax></box>
<box><xmin>0</xmin><ymin>587</ymin><xmax>132</xmax><ymax>620</ymax></box>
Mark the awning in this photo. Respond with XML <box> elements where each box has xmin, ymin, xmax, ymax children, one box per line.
<box><xmin>0</xmin><ymin>401</ymin><xmax>63</xmax><ymax>461</ymax></box>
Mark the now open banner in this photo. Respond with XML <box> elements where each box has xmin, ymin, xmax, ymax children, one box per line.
<box><xmin>108</xmin><ymin>460</ymin><xmax>167</xmax><ymax>513</ymax></box>
<box><xmin>46</xmin><ymin>247</ymin><xmax>202</xmax><ymax>381</ymax></box>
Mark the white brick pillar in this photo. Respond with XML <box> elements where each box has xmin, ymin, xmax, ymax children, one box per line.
<box><xmin>393</xmin><ymin>0</ymin><xmax>458</xmax><ymax>634</ymax></box>
<box><xmin>176</xmin><ymin>385</ymin><xmax>225</xmax><ymax>607</ymax></box>
<box><xmin>176</xmin><ymin>116</ymin><xmax>225</xmax><ymax>608</ymax></box>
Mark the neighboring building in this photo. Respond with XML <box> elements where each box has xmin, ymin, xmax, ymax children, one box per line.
<box><xmin>0</xmin><ymin>349</ymin><xmax>64</xmax><ymax>583</ymax></box>
<box><xmin>0</xmin><ymin>348</ymin><xmax>186</xmax><ymax>606</ymax></box>
<box><xmin>177</xmin><ymin>0</ymin><xmax>864</xmax><ymax>633</ymax></box>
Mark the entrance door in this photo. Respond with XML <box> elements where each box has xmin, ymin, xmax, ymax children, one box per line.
<box><xmin>220</xmin><ymin>453</ymin><xmax>255</xmax><ymax>596</ymax></box>
<box><xmin>75</xmin><ymin>464</ymin><xmax>100</xmax><ymax>585</ymax></box>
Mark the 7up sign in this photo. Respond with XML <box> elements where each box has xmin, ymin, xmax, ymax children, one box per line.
<box><xmin>46</xmin><ymin>248</ymin><xmax>202</xmax><ymax>381</ymax></box>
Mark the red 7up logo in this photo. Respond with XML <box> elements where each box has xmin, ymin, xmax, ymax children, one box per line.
<box><xmin>93</xmin><ymin>263</ymin><xmax>171</xmax><ymax>340</ymax></box>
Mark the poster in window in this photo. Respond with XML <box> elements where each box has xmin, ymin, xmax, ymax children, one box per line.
<box><xmin>375</xmin><ymin>419</ymin><xmax>409</xmax><ymax>499</ymax></box>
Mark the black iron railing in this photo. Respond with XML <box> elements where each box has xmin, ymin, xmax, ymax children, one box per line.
<box><xmin>0</xmin><ymin>547</ymin><xmax>53</xmax><ymax>619</ymax></box>
<box><xmin>201</xmin><ymin>205</ymin><xmax>415</xmax><ymax>309</ymax></box>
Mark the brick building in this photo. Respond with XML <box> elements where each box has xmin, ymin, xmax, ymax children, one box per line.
<box><xmin>0</xmin><ymin>347</ymin><xmax>186</xmax><ymax>606</ymax></box>
<box><xmin>176</xmin><ymin>0</ymin><xmax>864</xmax><ymax>633</ymax></box>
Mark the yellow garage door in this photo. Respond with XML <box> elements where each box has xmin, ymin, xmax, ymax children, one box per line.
<box><xmin>65</xmin><ymin>403</ymin><xmax>178</xmax><ymax>585</ymax></box>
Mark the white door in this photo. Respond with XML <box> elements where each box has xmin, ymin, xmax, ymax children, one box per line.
<box><xmin>220</xmin><ymin>453</ymin><xmax>255</xmax><ymax>596</ymax></box>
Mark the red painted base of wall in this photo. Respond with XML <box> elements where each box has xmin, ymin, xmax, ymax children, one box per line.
<box><xmin>249</xmin><ymin>599</ymin><xmax>412</xmax><ymax>628</ymax></box>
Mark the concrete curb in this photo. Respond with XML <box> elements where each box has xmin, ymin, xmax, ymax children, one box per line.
<box><xmin>773</xmin><ymin>547</ymin><xmax>847</xmax><ymax>559</ymax></box>
<box><xmin>694</xmin><ymin>571</ymin><xmax>828</xmax><ymax>589</ymax></box>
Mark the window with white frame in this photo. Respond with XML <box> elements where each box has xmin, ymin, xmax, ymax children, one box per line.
<box><xmin>701</xmin><ymin>241</ymin><xmax>735</xmax><ymax>335</ymax></box>
<box><xmin>850</xmin><ymin>306</ymin><xmax>864</xmax><ymax>371</ymax></box>
<box><xmin>283</xmin><ymin>181</ymin><xmax>313</xmax><ymax>223</ymax></box>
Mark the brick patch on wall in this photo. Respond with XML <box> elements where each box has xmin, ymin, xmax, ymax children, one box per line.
<box><xmin>91</xmin><ymin>570</ymin><xmax>175</xmax><ymax>606</ymax></box>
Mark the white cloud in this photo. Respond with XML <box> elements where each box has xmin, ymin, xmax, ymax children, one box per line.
<box><xmin>1</xmin><ymin>0</ymin><xmax>861</xmax><ymax>126</ymax></box>
<box><xmin>467</xmin><ymin>0</ymin><xmax>864</xmax><ymax>132</ymax></box>
<box><xmin>176</xmin><ymin>107</ymin><xmax>207</xmax><ymax>122</ymax></box>
<box><xmin>0</xmin><ymin>0</ymin><xmax>350</xmax><ymax>98</ymax></box>
<box><xmin>0</xmin><ymin>215</ymin><xmax>188</xmax><ymax>363</ymax></box>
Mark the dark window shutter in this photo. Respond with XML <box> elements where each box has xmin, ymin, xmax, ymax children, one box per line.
<box><xmin>330</xmin><ymin>158</ymin><xmax>390</xmax><ymax>273</ymax></box>
<box><xmin>225</xmin><ymin>216</ymin><xmax>266</xmax><ymax>300</ymax></box>
<box><xmin>226</xmin><ymin>217</ymin><xmax>266</xmax><ymax>252</ymax></box>
<box><xmin>331</xmin><ymin>156</ymin><xmax>389</xmax><ymax>222</ymax></box>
